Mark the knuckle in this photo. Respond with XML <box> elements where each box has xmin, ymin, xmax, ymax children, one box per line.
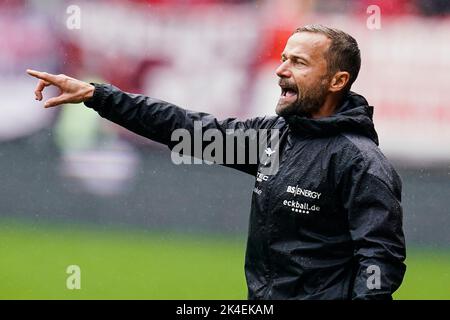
<box><xmin>59</xmin><ymin>77</ymin><xmax>69</xmax><ymax>85</ymax></box>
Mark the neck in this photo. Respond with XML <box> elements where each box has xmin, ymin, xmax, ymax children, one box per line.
<box><xmin>310</xmin><ymin>93</ymin><xmax>344</xmax><ymax>119</ymax></box>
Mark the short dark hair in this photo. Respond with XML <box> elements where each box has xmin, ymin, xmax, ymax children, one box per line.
<box><xmin>294</xmin><ymin>24</ymin><xmax>361</xmax><ymax>91</ymax></box>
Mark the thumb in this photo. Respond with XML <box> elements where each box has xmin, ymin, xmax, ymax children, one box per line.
<box><xmin>44</xmin><ymin>94</ymin><xmax>69</xmax><ymax>108</ymax></box>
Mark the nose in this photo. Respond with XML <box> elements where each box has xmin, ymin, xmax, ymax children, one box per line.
<box><xmin>275</xmin><ymin>60</ymin><xmax>292</xmax><ymax>78</ymax></box>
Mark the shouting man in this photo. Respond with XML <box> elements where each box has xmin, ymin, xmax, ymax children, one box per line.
<box><xmin>27</xmin><ymin>24</ymin><xmax>406</xmax><ymax>300</ymax></box>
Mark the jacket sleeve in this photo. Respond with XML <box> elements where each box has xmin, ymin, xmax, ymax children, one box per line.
<box><xmin>84</xmin><ymin>83</ymin><xmax>277</xmax><ymax>175</ymax></box>
<box><xmin>339</xmin><ymin>155</ymin><xmax>406</xmax><ymax>300</ymax></box>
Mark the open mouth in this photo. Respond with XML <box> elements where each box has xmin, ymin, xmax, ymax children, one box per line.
<box><xmin>279</xmin><ymin>84</ymin><xmax>298</xmax><ymax>103</ymax></box>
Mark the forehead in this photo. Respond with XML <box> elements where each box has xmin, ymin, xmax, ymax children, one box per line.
<box><xmin>283</xmin><ymin>32</ymin><xmax>331</xmax><ymax>61</ymax></box>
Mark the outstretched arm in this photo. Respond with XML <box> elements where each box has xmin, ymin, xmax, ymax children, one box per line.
<box><xmin>27</xmin><ymin>70</ymin><xmax>278</xmax><ymax>175</ymax></box>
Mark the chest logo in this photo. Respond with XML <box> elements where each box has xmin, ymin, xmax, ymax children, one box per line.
<box><xmin>286</xmin><ymin>185</ymin><xmax>321</xmax><ymax>200</ymax></box>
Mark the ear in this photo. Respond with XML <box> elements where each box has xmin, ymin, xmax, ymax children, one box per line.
<box><xmin>329</xmin><ymin>71</ymin><xmax>350</xmax><ymax>93</ymax></box>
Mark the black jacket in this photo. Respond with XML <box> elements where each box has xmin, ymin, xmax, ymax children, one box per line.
<box><xmin>85</xmin><ymin>84</ymin><xmax>406</xmax><ymax>300</ymax></box>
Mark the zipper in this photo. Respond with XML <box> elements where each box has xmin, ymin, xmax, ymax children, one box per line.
<box><xmin>261</xmin><ymin>127</ymin><xmax>292</xmax><ymax>299</ymax></box>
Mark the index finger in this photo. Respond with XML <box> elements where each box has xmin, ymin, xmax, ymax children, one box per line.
<box><xmin>26</xmin><ymin>69</ymin><xmax>59</xmax><ymax>84</ymax></box>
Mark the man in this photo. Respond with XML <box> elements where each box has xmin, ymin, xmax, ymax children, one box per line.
<box><xmin>27</xmin><ymin>24</ymin><xmax>406</xmax><ymax>300</ymax></box>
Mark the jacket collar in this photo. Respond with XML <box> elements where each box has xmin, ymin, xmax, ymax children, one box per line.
<box><xmin>283</xmin><ymin>91</ymin><xmax>379</xmax><ymax>146</ymax></box>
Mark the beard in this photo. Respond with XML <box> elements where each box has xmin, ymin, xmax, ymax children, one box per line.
<box><xmin>276</xmin><ymin>77</ymin><xmax>329</xmax><ymax>118</ymax></box>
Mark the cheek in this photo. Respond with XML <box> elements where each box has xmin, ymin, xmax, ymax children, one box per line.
<box><xmin>293</xmin><ymin>71</ymin><xmax>314</xmax><ymax>89</ymax></box>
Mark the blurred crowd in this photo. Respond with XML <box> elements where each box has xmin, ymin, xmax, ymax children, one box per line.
<box><xmin>1</xmin><ymin>0</ymin><xmax>449</xmax><ymax>159</ymax></box>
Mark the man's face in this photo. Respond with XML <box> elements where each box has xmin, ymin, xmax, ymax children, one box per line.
<box><xmin>275</xmin><ymin>32</ymin><xmax>332</xmax><ymax>117</ymax></box>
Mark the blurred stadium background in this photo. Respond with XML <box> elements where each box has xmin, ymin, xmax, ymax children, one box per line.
<box><xmin>1</xmin><ymin>0</ymin><xmax>449</xmax><ymax>299</ymax></box>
